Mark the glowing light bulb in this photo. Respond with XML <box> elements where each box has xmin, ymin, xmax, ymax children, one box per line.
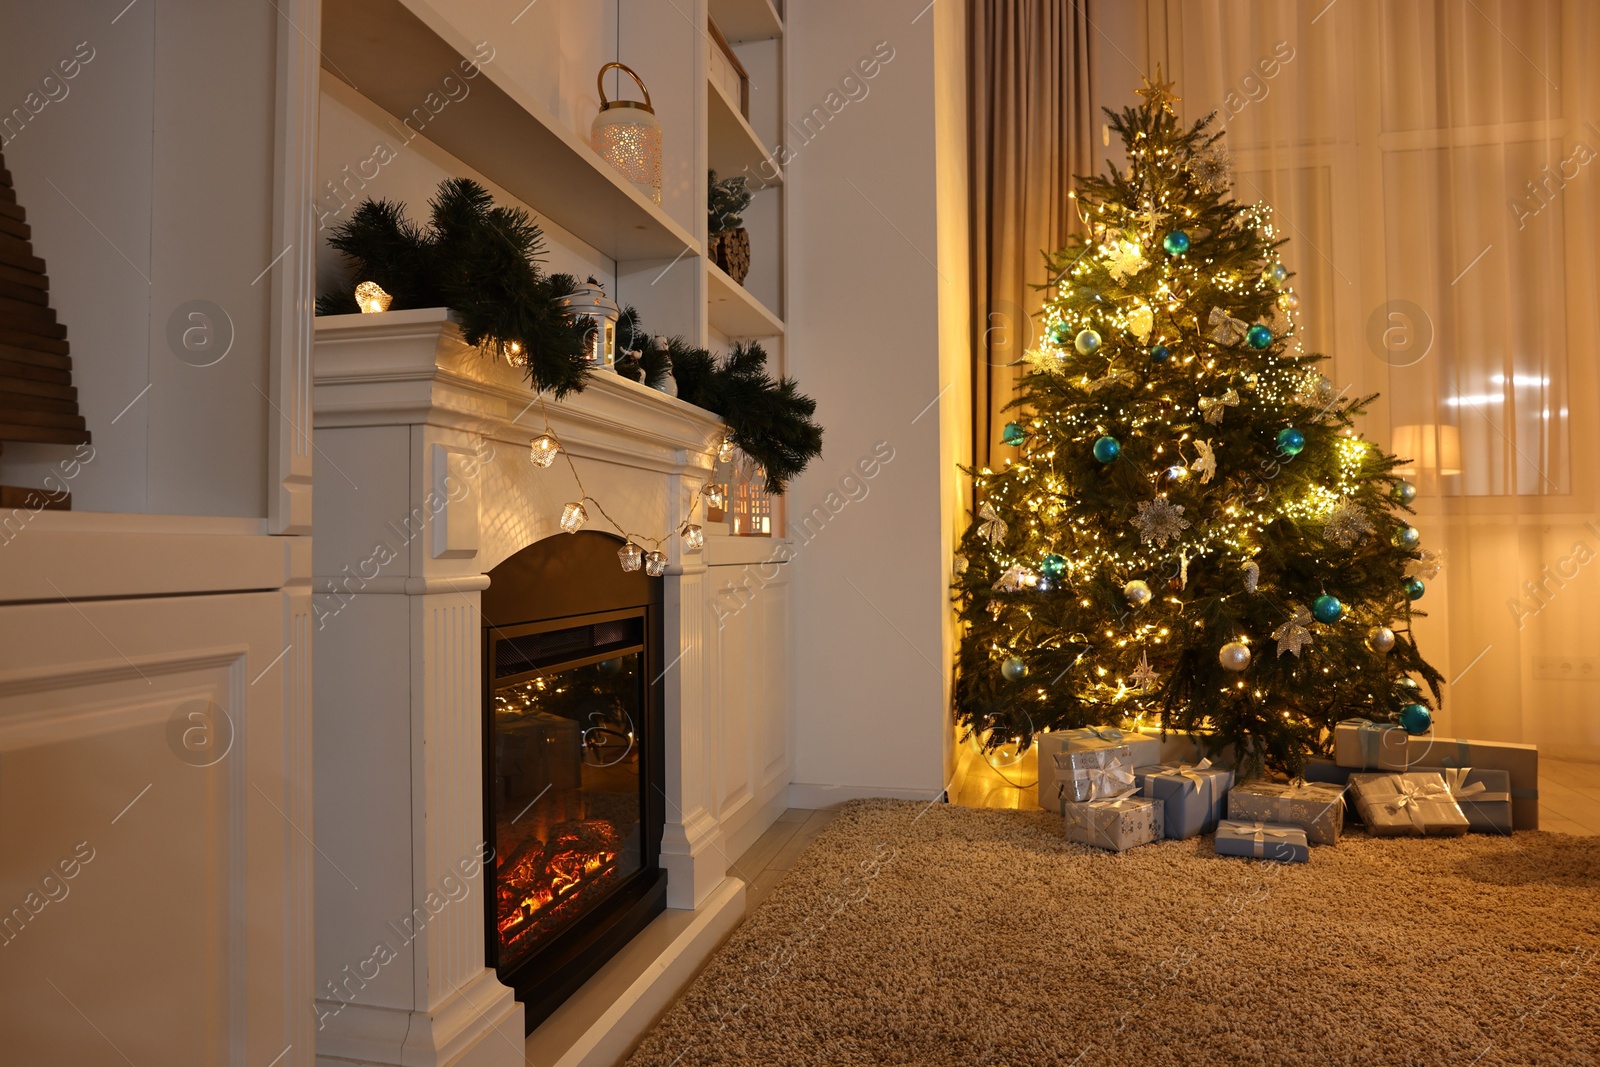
<box><xmin>528</xmin><ymin>432</ymin><xmax>560</xmax><ymax>468</ymax></box>
<box><xmin>355</xmin><ymin>280</ymin><xmax>393</xmax><ymax>314</ymax></box>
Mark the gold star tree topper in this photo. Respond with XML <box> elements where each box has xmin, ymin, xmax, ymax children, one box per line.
<box><xmin>1136</xmin><ymin>66</ymin><xmax>1181</xmax><ymax>115</ymax></box>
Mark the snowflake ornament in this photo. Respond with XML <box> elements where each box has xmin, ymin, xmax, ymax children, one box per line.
<box><xmin>1129</xmin><ymin>652</ymin><xmax>1161</xmax><ymax>692</ymax></box>
<box><xmin>1190</xmin><ymin>439</ymin><xmax>1217</xmax><ymax>483</ymax></box>
<box><xmin>1324</xmin><ymin>501</ymin><xmax>1374</xmax><ymax>547</ymax></box>
<box><xmin>1132</xmin><ymin>499</ymin><xmax>1191</xmax><ymax>547</ymax></box>
<box><xmin>1126</xmin><ymin>304</ymin><xmax>1154</xmax><ymax>341</ymax></box>
<box><xmin>1407</xmin><ymin>548</ymin><xmax>1445</xmax><ymax>581</ymax></box>
<box><xmin>1104</xmin><ymin>240</ymin><xmax>1147</xmax><ymax>281</ymax></box>
<box><xmin>1273</xmin><ymin>607</ymin><xmax>1315</xmax><ymax>658</ymax></box>
<box><xmin>1191</xmin><ymin>146</ymin><xmax>1233</xmax><ymax>192</ymax></box>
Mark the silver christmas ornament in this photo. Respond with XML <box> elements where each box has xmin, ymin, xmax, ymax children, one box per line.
<box><xmin>1124</xmin><ymin>579</ymin><xmax>1153</xmax><ymax>607</ymax></box>
<box><xmin>1131</xmin><ymin>498</ymin><xmax>1191</xmax><ymax>546</ymax></box>
<box><xmin>1272</xmin><ymin>608</ymin><xmax>1315</xmax><ymax>658</ymax></box>
<box><xmin>1324</xmin><ymin>501</ymin><xmax>1374</xmax><ymax>548</ymax></box>
<box><xmin>1242</xmin><ymin>561</ymin><xmax>1260</xmax><ymax>593</ymax></box>
<box><xmin>1129</xmin><ymin>652</ymin><xmax>1161</xmax><ymax>691</ymax></box>
<box><xmin>1001</xmin><ymin>656</ymin><xmax>1028</xmax><ymax>681</ymax></box>
<box><xmin>1219</xmin><ymin>641</ymin><xmax>1252</xmax><ymax>672</ymax></box>
<box><xmin>1368</xmin><ymin>626</ymin><xmax>1396</xmax><ymax>653</ymax></box>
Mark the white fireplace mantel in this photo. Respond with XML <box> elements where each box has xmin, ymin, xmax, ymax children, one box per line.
<box><xmin>310</xmin><ymin>310</ymin><xmax>789</xmax><ymax>1067</ymax></box>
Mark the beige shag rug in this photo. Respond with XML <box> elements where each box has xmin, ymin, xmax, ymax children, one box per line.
<box><xmin>626</xmin><ymin>799</ymin><xmax>1600</xmax><ymax>1067</ymax></box>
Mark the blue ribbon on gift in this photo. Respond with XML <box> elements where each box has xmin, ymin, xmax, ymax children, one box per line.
<box><xmin>1435</xmin><ymin>740</ymin><xmax>1538</xmax><ymax>800</ymax></box>
<box><xmin>1337</xmin><ymin>717</ymin><xmax>1392</xmax><ymax>767</ymax></box>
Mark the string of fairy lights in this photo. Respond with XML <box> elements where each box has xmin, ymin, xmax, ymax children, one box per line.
<box><xmin>527</xmin><ymin>396</ymin><xmax>737</xmax><ymax>574</ymax></box>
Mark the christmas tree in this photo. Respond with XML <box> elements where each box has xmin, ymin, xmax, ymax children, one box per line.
<box><xmin>954</xmin><ymin>75</ymin><xmax>1443</xmax><ymax>777</ymax></box>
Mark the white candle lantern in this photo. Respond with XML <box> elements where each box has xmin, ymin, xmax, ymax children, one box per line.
<box><xmin>591</xmin><ymin>62</ymin><xmax>663</xmax><ymax>205</ymax></box>
<box><xmin>559</xmin><ymin>280</ymin><xmax>620</xmax><ymax>372</ymax></box>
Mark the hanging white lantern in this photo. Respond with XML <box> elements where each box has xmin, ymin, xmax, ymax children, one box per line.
<box><xmin>591</xmin><ymin>62</ymin><xmax>662</xmax><ymax>205</ymax></box>
<box><xmin>559</xmin><ymin>280</ymin><xmax>620</xmax><ymax>372</ymax></box>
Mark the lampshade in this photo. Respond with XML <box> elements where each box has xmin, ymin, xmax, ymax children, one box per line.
<box><xmin>591</xmin><ymin>62</ymin><xmax>662</xmax><ymax>204</ymax></box>
<box><xmin>1391</xmin><ymin>424</ymin><xmax>1463</xmax><ymax>476</ymax></box>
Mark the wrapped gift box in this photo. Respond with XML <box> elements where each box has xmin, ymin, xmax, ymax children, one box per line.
<box><xmin>1227</xmin><ymin>780</ymin><xmax>1345</xmax><ymax>845</ymax></box>
<box><xmin>1064</xmin><ymin>795</ymin><xmax>1164</xmax><ymax>852</ymax></box>
<box><xmin>1052</xmin><ymin>745</ymin><xmax>1136</xmax><ymax>805</ymax></box>
<box><xmin>1136</xmin><ymin>725</ymin><xmax>1236</xmax><ymax>766</ymax></box>
<box><xmin>1349</xmin><ymin>771</ymin><xmax>1471</xmax><ymax>836</ymax></box>
<box><xmin>1402</xmin><ymin>735</ymin><xmax>1539</xmax><ymax>830</ymax></box>
<box><xmin>1333</xmin><ymin>718</ymin><xmax>1410</xmax><ymax>770</ymax></box>
<box><xmin>1214</xmin><ymin>820</ymin><xmax>1309</xmax><ymax>863</ymax></box>
<box><xmin>1141</xmin><ymin>760</ymin><xmax>1235</xmax><ymax>839</ymax></box>
<box><xmin>1407</xmin><ymin>765</ymin><xmax>1513</xmax><ymax>835</ymax></box>
<box><xmin>1300</xmin><ymin>757</ymin><xmax>1353</xmax><ymax>786</ymax></box>
<box><xmin>1036</xmin><ymin>728</ymin><xmax>1158</xmax><ymax>811</ymax></box>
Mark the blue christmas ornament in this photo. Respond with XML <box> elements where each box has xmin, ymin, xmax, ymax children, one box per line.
<box><xmin>1150</xmin><ymin>344</ymin><xmax>1171</xmax><ymax>363</ymax></box>
<box><xmin>1399</xmin><ymin>702</ymin><xmax>1432</xmax><ymax>735</ymax></box>
<box><xmin>1163</xmin><ymin>230</ymin><xmax>1190</xmax><ymax>255</ymax></box>
<box><xmin>1246</xmin><ymin>324</ymin><xmax>1273</xmax><ymax>350</ymax></box>
<box><xmin>1404</xmin><ymin>577</ymin><xmax>1426</xmax><ymax>601</ymax></box>
<box><xmin>1392</xmin><ymin>480</ymin><xmax>1418</xmax><ymax>505</ymax></box>
<box><xmin>1040</xmin><ymin>554</ymin><xmax>1067</xmax><ymax>578</ymax></box>
<box><xmin>1396</xmin><ymin>524</ymin><xmax>1421</xmax><ymax>548</ymax></box>
<box><xmin>1093</xmin><ymin>435</ymin><xmax>1122</xmax><ymax>463</ymax></box>
<box><xmin>1049</xmin><ymin>321</ymin><xmax>1073</xmax><ymax>346</ymax></box>
<box><xmin>1312</xmin><ymin>595</ymin><xmax>1344</xmax><ymax>624</ymax></box>
<box><xmin>1276</xmin><ymin>427</ymin><xmax>1305</xmax><ymax>456</ymax></box>
<box><xmin>1075</xmin><ymin>328</ymin><xmax>1102</xmax><ymax>355</ymax></box>
<box><xmin>1001</xmin><ymin>656</ymin><xmax>1028</xmax><ymax>682</ymax></box>
<box><xmin>1002</xmin><ymin>421</ymin><xmax>1027</xmax><ymax>446</ymax></box>
<box><xmin>1263</xmin><ymin>263</ymin><xmax>1290</xmax><ymax>286</ymax></box>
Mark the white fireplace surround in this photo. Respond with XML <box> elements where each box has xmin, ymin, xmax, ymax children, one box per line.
<box><xmin>311</xmin><ymin>309</ymin><xmax>791</xmax><ymax>1066</ymax></box>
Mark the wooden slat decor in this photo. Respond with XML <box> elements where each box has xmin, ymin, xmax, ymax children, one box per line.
<box><xmin>0</xmin><ymin>149</ymin><xmax>89</xmax><ymax>509</ymax></box>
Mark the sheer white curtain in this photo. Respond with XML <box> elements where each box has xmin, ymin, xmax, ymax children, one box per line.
<box><xmin>1146</xmin><ymin>0</ymin><xmax>1600</xmax><ymax>760</ymax></box>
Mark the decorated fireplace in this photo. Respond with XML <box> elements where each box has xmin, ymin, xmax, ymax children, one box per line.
<box><xmin>481</xmin><ymin>531</ymin><xmax>667</xmax><ymax>1030</ymax></box>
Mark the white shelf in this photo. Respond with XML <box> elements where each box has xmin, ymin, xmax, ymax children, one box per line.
<box><xmin>708</xmin><ymin>74</ymin><xmax>781</xmax><ymax>189</ymax></box>
<box><xmin>706</xmin><ymin>261</ymin><xmax>783</xmax><ymax>338</ymax></box>
<box><xmin>321</xmin><ymin>0</ymin><xmax>698</xmax><ymax>263</ymax></box>
<box><xmin>709</xmin><ymin>0</ymin><xmax>784</xmax><ymax>42</ymax></box>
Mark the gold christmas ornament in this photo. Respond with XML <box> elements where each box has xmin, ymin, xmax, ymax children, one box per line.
<box><xmin>591</xmin><ymin>62</ymin><xmax>663</xmax><ymax>204</ymax></box>
<box><xmin>354</xmin><ymin>280</ymin><xmax>392</xmax><ymax>314</ymax></box>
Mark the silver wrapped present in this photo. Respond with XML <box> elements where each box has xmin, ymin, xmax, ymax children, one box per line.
<box><xmin>1035</xmin><ymin>728</ymin><xmax>1159</xmax><ymax>811</ymax></box>
<box><xmin>1214</xmin><ymin>820</ymin><xmax>1309</xmax><ymax>863</ymax></box>
<box><xmin>1053</xmin><ymin>745</ymin><xmax>1136</xmax><ymax>805</ymax></box>
<box><xmin>1226</xmin><ymin>780</ymin><xmax>1346</xmax><ymax>845</ymax></box>
<box><xmin>1348</xmin><ymin>771</ymin><xmax>1470</xmax><ymax>837</ymax></box>
<box><xmin>1064</xmin><ymin>795</ymin><xmax>1164</xmax><ymax>852</ymax></box>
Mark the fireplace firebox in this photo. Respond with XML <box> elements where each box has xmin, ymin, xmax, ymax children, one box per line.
<box><xmin>482</xmin><ymin>532</ymin><xmax>667</xmax><ymax>1032</ymax></box>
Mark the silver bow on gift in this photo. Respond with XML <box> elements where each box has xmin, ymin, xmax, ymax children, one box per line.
<box><xmin>1234</xmin><ymin>821</ymin><xmax>1302</xmax><ymax>859</ymax></box>
<box><xmin>1440</xmin><ymin>767</ymin><xmax>1510</xmax><ymax>805</ymax></box>
<box><xmin>1199</xmin><ymin>389</ymin><xmax>1240</xmax><ymax>425</ymax></box>
<box><xmin>1061</xmin><ymin>762</ymin><xmax>1137</xmax><ymax>802</ymax></box>
<box><xmin>1207</xmin><ymin>306</ymin><xmax>1250</xmax><ymax>346</ymax></box>
<box><xmin>977</xmin><ymin>502</ymin><xmax>1008</xmax><ymax>544</ymax></box>
<box><xmin>1384</xmin><ymin>773</ymin><xmax>1453</xmax><ymax>831</ymax></box>
<box><xmin>1167</xmin><ymin>758</ymin><xmax>1216</xmax><ymax>793</ymax></box>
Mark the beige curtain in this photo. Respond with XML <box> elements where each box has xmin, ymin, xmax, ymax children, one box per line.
<box><xmin>969</xmin><ymin>0</ymin><xmax>1096</xmax><ymax>468</ymax></box>
<box><xmin>1145</xmin><ymin>0</ymin><xmax>1600</xmax><ymax>772</ymax></box>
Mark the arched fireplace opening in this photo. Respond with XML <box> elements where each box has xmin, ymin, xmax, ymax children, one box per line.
<box><xmin>481</xmin><ymin>531</ymin><xmax>668</xmax><ymax>1032</ymax></box>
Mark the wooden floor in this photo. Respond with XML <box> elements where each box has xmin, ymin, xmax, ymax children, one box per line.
<box><xmin>947</xmin><ymin>737</ymin><xmax>1600</xmax><ymax>834</ymax></box>
<box><xmin>727</xmin><ymin>807</ymin><xmax>839</xmax><ymax>911</ymax></box>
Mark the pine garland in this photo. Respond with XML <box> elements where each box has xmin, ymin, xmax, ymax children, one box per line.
<box><xmin>318</xmin><ymin>178</ymin><xmax>823</xmax><ymax>492</ymax></box>
<box><xmin>317</xmin><ymin>178</ymin><xmax>592</xmax><ymax>396</ymax></box>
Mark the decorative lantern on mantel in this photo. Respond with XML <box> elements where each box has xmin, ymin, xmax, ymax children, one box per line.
<box><xmin>591</xmin><ymin>62</ymin><xmax>663</xmax><ymax>205</ymax></box>
<box><xmin>559</xmin><ymin>279</ymin><xmax>620</xmax><ymax>372</ymax></box>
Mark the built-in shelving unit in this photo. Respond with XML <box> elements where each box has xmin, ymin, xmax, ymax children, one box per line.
<box><xmin>708</xmin><ymin>75</ymin><xmax>781</xmax><ymax>189</ymax></box>
<box><xmin>709</xmin><ymin>0</ymin><xmax>784</xmax><ymax>42</ymax></box>
<box><xmin>707</xmin><ymin>260</ymin><xmax>783</xmax><ymax>338</ymax></box>
<box><xmin>321</xmin><ymin>0</ymin><xmax>697</xmax><ymax>263</ymax></box>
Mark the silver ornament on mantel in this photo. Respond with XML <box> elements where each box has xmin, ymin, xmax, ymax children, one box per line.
<box><xmin>1367</xmin><ymin>626</ymin><xmax>1396</xmax><ymax>653</ymax></box>
<box><xmin>1219</xmin><ymin>641</ymin><xmax>1252</xmax><ymax>672</ymax></box>
<box><xmin>1124</xmin><ymin>579</ymin><xmax>1153</xmax><ymax>607</ymax></box>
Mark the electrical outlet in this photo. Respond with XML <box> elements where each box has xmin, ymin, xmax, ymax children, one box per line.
<box><xmin>1533</xmin><ymin>656</ymin><xmax>1600</xmax><ymax>681</ymax></box>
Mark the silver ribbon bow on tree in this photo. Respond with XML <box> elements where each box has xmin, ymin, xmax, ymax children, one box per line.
<box><xmin>977</xmin><ymin>502</ymin><xmax>1008</xmax><ymax>544</ymax></box>
<box><xmin>1207</xmin><ymin>306</ymin><xmax>1250</xmax><ymax>346</ymax></box>
<box><xmin>1082</xmin><ymin>369</ymin><xmax>1140</xmax><ymax>394</ymax></box>
<box><xmin>1198</xmin><ymin>389</ymin><xmax>1241</xmax><ymax>425</ymax></box>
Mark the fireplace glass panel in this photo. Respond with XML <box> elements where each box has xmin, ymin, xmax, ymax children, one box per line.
<box><xmin>491</xmin><ymin>631</ymin><xmax>644</xmax><ymax>972</ymax></box>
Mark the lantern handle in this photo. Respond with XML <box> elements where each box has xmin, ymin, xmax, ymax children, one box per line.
<box><xmin>597</xmin><ymin>62</ymin><xmax>654</xmax><ymax>113</ymax></box>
